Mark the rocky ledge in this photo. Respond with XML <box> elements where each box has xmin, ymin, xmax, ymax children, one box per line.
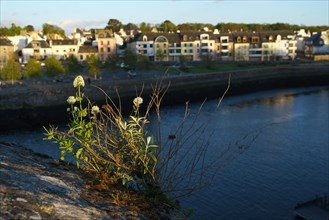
<box><xmin>0</xmin><ymin>142</ymin><xmax>173</xmax><ymax>220</ymax></box>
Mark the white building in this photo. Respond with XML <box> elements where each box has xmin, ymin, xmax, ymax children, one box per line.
<box><xmin>22</xmin><ymin>40</ymin><xmax>52</xmax><ymax>63</ymax></box>
<box><xmin>49</xmin><ymin>39</ymin><xmax>79</xmax><ymax>60</ymax></box>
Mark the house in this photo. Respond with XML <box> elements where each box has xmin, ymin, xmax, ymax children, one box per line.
<box><xmin>22</xmin><ymin>40</ymin><xmax>52</xmax><ymax>63</ymax></box>
<box><xmin>233</xmin><ymin>33</ymin><xmax>251</xmax><ymax>61</ymax></box>
<box><xmin>275</xmin><ymin>31</ymin><xmax>297</xmax><ymax>60</ymax></box>
<box><xmin>180</xmin><ymin>32</ymin><xmax>200</xmax><ymax>61</ymax></box>
<box><xmin>217</xmin><ymin>33</ymin><xmax>234</xmax><ymax>61</ymax></box>
<box><xmin>49</xmin><ymin>39</ymin><xmax>79</xmax><ymax>60</ymax></box>
<box><xmin>95</xmin><ymin>29</ymin><xmax>116</xmax><ymax>62</ymax></box>
<box><xmin>260</xmin><ymin>32</ymin><xmax>276</xmax><ymax>61</ymax></box>
<box><xmin>304</xmin><ymin>30</ymin><xmax>329</xmax><ymax>60</ymax></box>
<box><xmin>0</xmin><ymin>38</ymin><xmax>16</xmax><ymax>68</ymax></box>
<box><xmin>77</xmin><ymin>46</ymin><xmax>98</xmax><ymax>63</ymax></box>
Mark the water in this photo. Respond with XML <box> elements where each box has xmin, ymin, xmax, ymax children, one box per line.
<box><xmin>1</xmin><ymin>86</ymin><xmax>328</xmax><ymax>220</ymax></box>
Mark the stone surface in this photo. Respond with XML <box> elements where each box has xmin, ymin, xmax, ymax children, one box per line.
<box><xmin>0</xmin><ymin>141</ymin><xmax>151</xmax><ymax>220</ymax></box>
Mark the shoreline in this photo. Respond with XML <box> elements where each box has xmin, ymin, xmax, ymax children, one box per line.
<box><xmin>1</xmin><ymin>63</ymin><xmax>328</xmax><ymax>131</ymax></box>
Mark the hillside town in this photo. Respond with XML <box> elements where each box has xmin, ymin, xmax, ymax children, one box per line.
<box><xmin>1</xmin><ymin>25</ymin><xmax>329</xmax><ymax>69</ymax></box>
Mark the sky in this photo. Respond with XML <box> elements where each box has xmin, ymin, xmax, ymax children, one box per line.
<box><xmin>1</xmin><ymin>0</ymin><xmax>328</xmax><ymax>34</ymax></box>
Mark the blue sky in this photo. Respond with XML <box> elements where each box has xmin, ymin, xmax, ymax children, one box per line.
<box><xmin>1</xmin><ymin>0</ymin><xmax>328</xmax><ymax>34</ymax></box>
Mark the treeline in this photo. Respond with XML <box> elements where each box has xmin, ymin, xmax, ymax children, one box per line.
<box><xmin>0</xmin><ymin>23</ymin><xmax>65</xmax><ymax>37</ymax></box>
<box><xmin>1</xmin><ymin>19</ymin><xmax>328</xmax><ymax>37</ymax></box>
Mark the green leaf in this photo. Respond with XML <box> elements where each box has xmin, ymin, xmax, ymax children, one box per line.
<box><xmin>76</xmin><ymin>148</ymin><xmax>83</xmax><ymax>159</ymax></box>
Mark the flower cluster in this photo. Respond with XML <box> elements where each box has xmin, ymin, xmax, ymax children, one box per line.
<box><xmin>133</xmin><ymin>97</ymin><xmax>143</xmax><ymax>107</ymax></box>
<box><xmin>73</xmin><ymin>75</ymin><xmax>85</xmax><ymax>88</ymax></box>
<box><xmin>91</xmin><ymin>105</ymin><xmax>100</xmax><ymax>115</ymax></box>
<box><xmin>67</xmin><ymin>96</ymin><xmax>76</xmax><ymax>105</ymax></box>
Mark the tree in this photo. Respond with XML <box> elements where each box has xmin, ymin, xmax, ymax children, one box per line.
<box><xmin>160</xmin><ymin>20</ymin><xmax>177</xmax><ymax>32</ymax></box>
<box><xmin>44</xmin><ymin>57</ymin><xmax>65</xmax><ymax>77</ymax></box>
<box><xmin>104</xmin><ymin>54</ymin><xmax>119</xmax><ymax>73</ymax></box>
<box><xmin>139</xmin><ymin>22</ymin><xmax>152</xmax><ymax>32</ymax></box>
<box><xmin>24</xmin><ymin>25</ymin><xmax>35</xmax><ymax>32</ymax></box>
<box><xmin>105</xmin><ymin>19</ymin><xmax>122</xmax><ymax>32</ymax></box>
<box><xmin>123</xmin><ymin>49</ymin><xmax>137</xmax><ymax>68</ymax></box>
<box><xmin>0</xmin><ymin>60</ymin><xmax>21</xmax><ymax>84</ymax></box>
<box><xmin>42</xmin><ymin>23</ymin><xmax>65</xmax><ymax>37</ymax></box>
<box><xmin>124</xmin><ymin>23</ymin><xmax>138</xmax><ymax>33</ymax></box>
<box><xmin>0</xmin><ymin>23</ymin><xmax>23</xmax><ymax>36</ymax></box>
<box><xmin>86</xmin><ymin>54</ymin><xmax>101</xmax><ymax>79</ymax></box>
<box><xmin>155</xmin><ymin>49</ymin><xmax>165</xmax><ymax>62</ymax></box>
<box><xmin>23</xmin><ymin>58</ymin><xmax>42</xmax><ymax>79</ymax></box>
<box><xmin>66</xmin><ymin>55</ymin><xmax>83</xmax><ymax>75</ymax></box>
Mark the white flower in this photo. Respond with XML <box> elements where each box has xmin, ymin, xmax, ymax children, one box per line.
<box><xmin>67</xmin><ymin>96</ymin><xmax>76</xmax><ymax>105</ymax></box>
<box><xmin>133</xmin><ymin>97</ymin><xmax>143</xmax><ymax>107</ymax></box>
<box><xmin>73</xmin><ymin>75</ymin><xmax>85</xmax><ymax>88</ymax></box>
<box><xmin>91</xmin><ymin>105</ymin><xmax>100</xmax><ymax>115</ymax></box>
<box><xmin>74</xmin><ymin>106</ymin><xmax>78</xmax><ymax>111</ymax></box>
<box><xmin>67</xmin><ymin>108</ymin><xmax>70</xmax><ymax>112</ymax></box>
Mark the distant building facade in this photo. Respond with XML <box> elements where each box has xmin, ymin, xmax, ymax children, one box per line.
<box><xmin>0</xmin><ymin>38</ymin><xmax>16</xmax><ymax>68</ymax></box>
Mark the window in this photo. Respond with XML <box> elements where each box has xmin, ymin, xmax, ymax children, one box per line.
<box><xmin>101</xmin><ymin>48</ymin><xmax>104</xmax><ymax>52</ymax></box>
<box><xmin>184</xmin><ymin>43</ymin><xmax>187</xmax><ymax>47</ymax></box>
<box><xmin>189</xmin><ymin>49</ymin><xmax>193</xmax><ymax>53</ymax></box>
<box><xmin>184</xmin><ymin>49</ymin><xmax>187</xmax><ymax>53</ymax></box>
<box><xmin>107</xmin><ymin>48</ymin><xmax>111</xmax><ymax>52</ymax></box>
<box><xmin>237</xmin><ymin>37</ymin><xmax>241</xmax><ymax>43</ymax></box>
<box><xmin>107</xmin><ymin>41</ymin><xmax>110</xmax><ymax>45</ymax></box>
<box><xmin>252</xmin><ymin>37</ymin><xmax>259</xmax><ymax>43</ymax></box>
<box><xmin>63</xmin><ymin>50</ymin><xmax>66</xmax><ymax>52</ymax></box>
<box><xmin>143</xmin><ymin>36</ymin><xmax>147</xmax><ymax>41</ymax></box>
<box><xmin>201</xmin><ymin>43</ymin><xmax>208</xmax><ymax>47</ymax></box>
<box><xmin>150</xmin><ymin>44</ymin><xmax>153</xmax><ymax>48</ymax></box>
<box><xmin>100</xmin><ymin>41</ymin><xmax>103</xmax><ymax>45</ymax></box>
<box><xmin>80</xmin><ymin>55</ymin><xmax>83</xmax><ymax>60</ymax></box>
<box><xmin>56</xmin><ymin>50</ymin><xmax>59</xmax><ymax>52</ymax></box>
<box><xmin>197</xmin><ymin>43</ymin><xmax>200</xmax><ymax>47</ymax></box>
<box><xmin>190</xmin><ymin>43</ymin><xmax>192</xmax><ymax>47</ymax></box>
<box><xmin>210</xmin><ymin>43</ymin><xmax>213</xmax><ymax>46</ymax></box>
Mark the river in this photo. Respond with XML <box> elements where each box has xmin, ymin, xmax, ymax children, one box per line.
<box><xmin>0</xmin><ymin>86</ymin><xmax>328</xmax><ymax>220</ymax></box>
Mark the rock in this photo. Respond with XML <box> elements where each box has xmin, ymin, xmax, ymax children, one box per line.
<box><xmin>0</xmin><ymin>142</ymin><xmax>150</xmax><ymax>220</ymax></box>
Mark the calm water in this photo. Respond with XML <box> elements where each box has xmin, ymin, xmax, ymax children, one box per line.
<box><xmin>1</xmin><ymin>86</ymin><xmax>328</xmax><ymax>220</ymax></box>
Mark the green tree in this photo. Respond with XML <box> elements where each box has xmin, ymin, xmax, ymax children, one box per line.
<box><xmin>44</xmin><ymin>57</ymin><xmax>65</xmax><ymax>77</ymax></box>
<box><xmin>104</xmin><ymin>54</ymin><xmax>119</xmax><ymax>73</ymax></box>
<box><xmin>86</xmin><ymin>54</ymin><xmax>101</xmax><ymax>79</ymax></box>
<box><xmin>106</xmin><ymin>19</ymin><xmax>122</xmax><ymax>32</ymax></box>
<box><xmin>160</xmin><ymin>20</ymin><xmax>177</xmax><ymax>32</ymax></box>
<box><xmin>42</xmin><ymin>23</ymin><xmax>65</xmax><ymax>37</ymax></box>
<box><xmin>23</xmin><ymin>58</ymin><xmax>42</xmax><ymax>79</ymax></box>
<box><xmin>155</xmin><ymin>49</ymin><xmax>165</xmax><ymax>62</ymax></box>
<box><xmin>123</xmin><ymin>49</ymin><xmax>137</xmax><ymax>68</ymax></box>
<box><xmin>0</xmin><ymin>60</ymin><xmax>21</xmax><ymax>84</ymax></box>
<box><xmin>0</xmin><ymin>23</ymin><xmax>23</xmax><ymax>36</ymax></box>
<box><xmin>66</xmin><ymin>55</ymin><xmax>83</xmax><ymax>75</ymax></box>
<box><xmin>24</xmin><ymin>25</ymin><xmax>35</xmax><ymax>32</ymax></box>
<box><xmin>140</xmin><ymin>22</ymin><xmax>152</xmax><ymax>32</ymax></box>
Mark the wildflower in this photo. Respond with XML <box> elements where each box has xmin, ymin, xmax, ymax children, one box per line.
<box><xmin>74</xmin><ymin>106</ymin><xmax>78</xmax><ymax>111</ymax></box>
<box><xmin>91</xmin><ymin>105</ymin><xmax>100</xmax><ymax>115</ymax></box>
<box><xmin>67</xmin><ymin>96</ymin><xmax>76</xmax><ymax>105</ymax></box>
<box><xmin>67</xmin><ymin>108</ymin><xmax>70</xmax><ymax>112</ymax></box>
<box><xmin>133</xmin><ymin>97</ymin><xmax>143</xmax><ymax>107</ymax></box>
<box><xmin>73</xmin><ymin>75</ymin><xmax>85</xmax><ymax>88</ymax></box>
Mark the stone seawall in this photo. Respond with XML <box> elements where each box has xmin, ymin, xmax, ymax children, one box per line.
<box><xmin>0</xmin><ymin>63</ymin><xmax>328</xmax><ymax>131</ymax></box>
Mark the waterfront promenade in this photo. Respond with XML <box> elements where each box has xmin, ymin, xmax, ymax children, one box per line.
<box><xmin>0</xmin><ymin>62</ymin><xmax>328</xmax><ymax>130</ymax></box>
